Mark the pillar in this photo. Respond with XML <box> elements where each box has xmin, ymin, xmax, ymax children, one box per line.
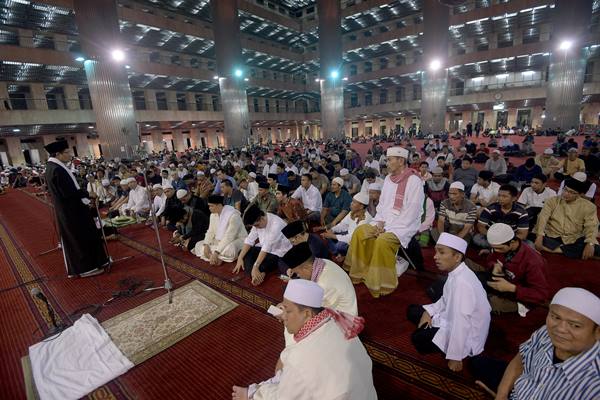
<box><xmin>317</xmin><ymin>0</ymin><xmax>344</xmax><ymax>139</ymax></box>
<box><xmin>76</xmin><ymin>134</ymin><xmax>92</xmax><ymax>158</ymax></box>
<box><xmin>73</xmin><ymin>0</ymin><xmax>140</xmax><ymax>160</ymax></box>
<box><xmin>54</xmin><ymin>33</ymin><xmax>69</xmax><ymax>51</ymax></box>
<box><xmin>166</xmin><ymin>91</ymin><xmax>177</xmax><ymax>111</ymax></box>
<box><xmin>29</xmin><ymin>83</ymin><xmax>48</xmax><ymax>110</ymax></box>
<box><xmin>543</xmin><ymin>0</ymin><xmax>593</xmax><ymax>130</ymax></box>
<box><xmin>5</xmin><ymin>137</ymin><xmax>24</xmax><ymax>166</ymax></box>
<box><xmin>17</xmin><ymin>29</ymin><xmax>33</xmax><ymax>47</ymax></box>
<box><xmin>186</xmin><ymin>92</ymin><xmax>196</xmax><ymax>111</ymax></box>
<box><xmin>210</xmin><ymin>0</ymin><xmax>251</xmax><ymax>148</ymax></box>
<box><xmin>145</xmin><ymin>90</ymin><xmax>157</xmax><ymax>110</ymax></box>
<box><xmin>0</xmin><ymin>83</ymin><xmax>9</xmax><ymax>110</ymax></box>
<box><xmin>358</xmin><ymin>120</ymin><xmax>365</xmax><ymax>136</ymax></box>
<box><xmin>63</xmin><ymin>85</ymin><xmax>80</xmax><ymax>110</ymax></box>
<box><xmin>172</xmin><ymin>130</ymin><xmax>185</xmax><ymax>151</ymax></box>
<box><xmin>420</xmin><ymin>0</ymin><xmax>449</xmax><ymax>134</ymax></box>
<box><xmin>149</xmin><ymin>131</ymin><xmax>162</xmax><ymax>152</ymax></box>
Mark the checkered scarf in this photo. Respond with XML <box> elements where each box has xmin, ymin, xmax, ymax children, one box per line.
<box><xmin>293</xmin><ymin>308</ymin><xmax>365</xmax><ymax>342</ymax></box>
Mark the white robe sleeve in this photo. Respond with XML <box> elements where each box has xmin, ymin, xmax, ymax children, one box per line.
<box><xmin>216</xmin><ymin>214</ymin><xmax>246</xmax><ymax>254</ymax></box>
<box><xmin>439</xmin><ymin>280</ymin><xmax>476</xmax><ymax>361</ymax></box>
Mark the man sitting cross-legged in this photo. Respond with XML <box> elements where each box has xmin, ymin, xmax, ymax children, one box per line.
<box><xmin>534</xmin><ymin>177</ymin><xmax>600</xmax><ymax>260</ymax></box>
<box><xmin>472</xmin><ymin>287</ymin><xmax>600</xmax><ymax>399</ymax></box>
<box><xmin>234</xmin><ymin>204</ymin><xmax>292</xmax><ymax>286</ymax></box>
<box><xmin>407</xmin><ymin>233</ymin><xmax>491</xmax><ymax>372</ymax></box>
<box><xmin>232</xmin><ymin>279</ymin><xmax>376</xmax><ymax>400</ymax></box>
<box><xmin>193</xmin><ymin>195</ymin><xmax>247</xmax><ymax>265</ymax></box>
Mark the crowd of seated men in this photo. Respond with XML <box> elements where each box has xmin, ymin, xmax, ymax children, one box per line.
<box><xmin>1</xmin><ymin>132</ymin><xmax>599</xmax><ymax>399</ymax></box>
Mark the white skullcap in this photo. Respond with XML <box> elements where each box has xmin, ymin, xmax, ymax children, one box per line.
<box><xmin>169</xmin><ymin>163</ymin><xmax>175</xmax><ymax>168</ymax></box>
<box><xmin>572</xmin><ymin>171</ymin><xmax>587</xmax><ymax>182</ymax></box>
<box><xmin>283</xmin><ymin>279</ymin><xmax>324</xmax><ymax>308</ymax></box>
<box><xmin>176</xmin><ymin>189</ymin><xmax>188</xmax><ymax>199</ymax></box>
<box><xmin>567</xmin><ymin>147</ymin><xmax>578</xmax><ymax>152</ymax></box>
<box><xmin>486</xmin><ymin>223</ymin><xmax>515</xmax><ymax>245</ymax></box>
<box><xmin>332</xmin><ymin>177</ymin><xmax>344</xmax><ymax>186</ymax></box>
<box><xmin>331</xmin><ymin>154</ymin><xmax>340</xmax><ymax>162</ymax></box>
<box><xmin>210</xmin><ymin>168</ymin><xmax>216</xmax><ymax>174</ymax></box>
<box><xmin>101</xmin><ymin>179</ymin><xmax>110</xmax><ymax>186</ymax></box>
<box><xmin>152</xmin><ymin>183</ymin><xmax>162</xmax><ymax>189</ymax></box>
<box><xmin>353</xmin><ymin>192</ymin><xmax>369</xmax><ymax>206</ymax></box>
<box><xmin>178</xmin><ymin>163</ymin><xmax>183</xmax><ymax>167</ymax></box>
<box><xmin>189</xmin><ymin>161</ymin><xmax>196</xmax><ymax>166</ymax></box>
<box><xmin>162</xmin><ymin>184</ymin><xmax>174</xmax><ymax>190</ymax></box>
<box><xmin>249</xmin><ymin>172</ymin><xmax>257</xmax><ymax>178</ymax></box>
<box><xmin>387</xmin><ymin>146</ymin><xmax>409</xmax><ymax>158</ymax></box>
<box><xmin>436</xmin><ymin>232</ymin><xmax>468</xmax><ymax>254</ymax></box>
<box><xmin>492</xmin><ymin>149</ymin><xmax>501</xmax><ymax>154</ymax></box>
<box><xmin>120</xmin><ymin>178</ymin><xmax>130</xmax><ymax>185</ymax></box>
<box><xmin>543</xmin><ymin>148</ymin><xmax>553</xmax><ymax>155</ymax></box>
<box><xmin>339</xmin><ymin>168</ymin><xmax>349</xmax><ymax>177</ymax></box>
<box><xmin>196</xmin><ymin>171</ymin><xmax>204</xmax><ymax>176</ymax></box>
<box><xmin>551</xmin><ymin>287</ymin><xmax>600</xmax><ymax>325</ymax></box>
<box><xmin>368</xmin><ymin>182</ymin><xmax>383</xmax><ymax>191</ymax></box>
<box><xmin>449</xmin><ymin>181</ymin><xmax>465</xmax><ymax>191</ymax></box>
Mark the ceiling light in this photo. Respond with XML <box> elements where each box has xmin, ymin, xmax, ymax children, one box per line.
<box><xmin>330</xmin><ymin>70</ymin><xmax>339</xmax><ymax>79</ymax></box>
<box><xmin>559</xmin><ymin>40</ymin><xmax>572</xmax><ymax>51</ymax></box>
<box><xmin>88</xmin><ymin>125</ymin><xmax>94</xmax><ymax>129</ymax></box>
<box><xmin>75</xmin><ymin>56</ymin><xmax>85</xmax><ymax>62</ymax></box>
<box><xmin>429</xmin><ymin>59</ymin><xmax>441</xmax><ymax>71</ymax></box>
<box><xmin>234</xmin><ymin>69</ymin><xmax>243</xmax><ymax>77</ymax></box>
<box><xmin>13</xmin><ymin>128</ymin><xmax>21</xmax><ymax>132</ymax></box>
<box><xmin>111</xmin><ymin>49</ymin><xmax>125</xmax><ymax>62</ymax></box>
<box><xmin>213</xmin><ymin>75</ymin><xmax>219</xmax><ymax>79</ymax></box>
<box><xmin>342</xmin><ymin>77</ymin><xmax>348</xmax><ymax>81</ymax></box>
<box><xmin>244</xmin><ymin>77</ymin><xmax>249</xmax><ymax>81</ymax></box>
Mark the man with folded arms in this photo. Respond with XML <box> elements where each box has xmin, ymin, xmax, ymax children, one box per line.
<box><xmin>193</xmin><ymin>195</ymin><xmax>247</xmax><ymax>265</ymax></box>
<box><xmin>474</xmin><ymin>287</ymin><xmax>600</xmax><ymax>399</ymax></box>
<box><xmin>234</xmin><ymin>204</ymin><xmax>291</xmax><ymax>286</ymax></box>
<box><xmin>407</xmin><ymin>233</ymin><xmax>491</xmax><ymax>372</ymax></box>
<box><xmin>232</xmin><ymin>279</ymin><xmax>376</xmax><ymax>400</ymax></box>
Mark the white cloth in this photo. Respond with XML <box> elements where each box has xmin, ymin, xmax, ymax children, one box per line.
<box><xmin>177</xmin><ymin>168</ymin><xmax>188</xmax><ymax>178</ymax></box>
<box><xmin>418</xmin><ymin>197</ymin><xmax>436</xmax><ymax>232</ymax></box>
<box><xmin>161</xmin><ymin>177</ymin><xmax>172</xmax><ymax>187</ymax></box>
<box><xmin>291</xmin><ymin>184</ymin><xmax>322</xmax><ymax>212</ymax></box>
<box><xmin>359</xmin><ymin>177</ymin><xmax>384</xmax><ymax>195</ymax></box>
<box><xmin>285</xmin><ymin>165</ymin><xmax>299</xmax><ymax>175</ymax></box>
<box><xmin>244</xmin><ymin>213</ymin><xmax>292</xmax><ymax>257</ymax></box>
<box><xmin>215</xmin><ymin>205</ymin><xmax>236</xmax><ymax>240</ymax></box>
<box><xmin>470</xmin><ymin>182</ymin><xmax>500</xmax><ymax>205</ymax></box>
<box><xmin>153</xmin><ymin>193</ymin><xmax>166</xmax><ymax>216</ymax></box>
<box><xmin>331</xmin><ymin>211</ymin><xmax>373</xmax><ymax>244</ymax></box>
<box><xmin>126</xmin><ymin>185</ymin><xmax>150</xmax><ymax>213</ymax></box>
<box><xmin>196</xmin><ymin>206</ymin><xmax>247</xmax><ymax>258</ymax></box>
<box><xmin>364</xmin><ymin>159</ymin><xmax>380</xmax><ymax>173</ymax></box>
<box><xmin>372</xmin><ymin>174</ymin><xmax>424</xmax><ymax>247</ymax></box>
<box><xmin>246</xmin><ymin>181</ymin><xmax>259</xmax><ymax>202</ymax></box>
<box><xmin>48</xmin><ymin>158</ymin><xmax>90</xmax><ymax>205</ymax></box>
<box><xmin>517</xmin><ymin>186</ymin><xmax>557</xmax><ymax>209</ymax></box>
<box><xmin>263</xmin><ymin>163</ymin><xmax>278</xmax><ymax>176</ymax></box>
<box><xmin>29</xmin><ymin>314</ymin><xmax>133</xmax><ymax>400</ymax></box>
<box><xmin>557</xmin><ymin>180</ymin><xmax>596</xmax><ymax>199</ymax></box>
<box><xmin>423</xmin><ymin>263</ymin><xmax>491</xmax><ymax>361</ymax></box>
<box><xmin>252</xmin><ymin>319</ymin><xmax>376</xmax><ymax>400</ymax></box>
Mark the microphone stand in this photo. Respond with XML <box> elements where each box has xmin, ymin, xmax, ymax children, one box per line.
<box><xmin>140</xmin><ymin>166</ymin><xmax>174</xmax><ymax>304</ymax></box>
<box><xmin>88</xmin><ymin>180</ymin><xmax>133</xmax><ymax>273</ymax></box>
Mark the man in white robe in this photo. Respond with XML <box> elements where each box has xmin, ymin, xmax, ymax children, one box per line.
<box><xmin>124</xmin><ymin>178</ymin><xmax>150</xmax><ymax>217</ymax></box>
<box><xmin>232</xmin><ymin>279</ymin><xmax>376</xmax><ymax>400</ymax></box>
<box><xmin>151</xmin><ymin>184</ymin><xmax>166</xmax><ymax>217</ymax></box>
<box><xmin>193</xmin><ymin>195</ymin><xmax>247</xmax><ymax>264</ymax></box>
<box><xmin>408</xmin><ymin>233</ymin><xmax>491</xmax><ymax>372</ymax></box>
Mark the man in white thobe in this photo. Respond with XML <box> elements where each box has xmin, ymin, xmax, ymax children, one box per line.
<box><xmin>290</xmin><ymin>174</ymin><xmax>322</xmax><ymax>221</ymax></box>
<box><xmin>193</xmin><ymin>195</ymin><xmax>247</xmax><ymax>264</ymax></box>
<box><xmin>232</xmin><ymin>279</ymin><xmax>376</xmax><ymax>400</ymax></box>
<box><xmin>151</xmin><ymin>184</ymin><xmax>166</xmax><ymax>217</ymax></box>
<box><xmin>124</xmin><ymin>178</ymin><xmax>150</xmax><ymax>217</ymax></box>
<box><xmin>408</xmin><ymin>233</ymin><xmax>491</xmax><ymax>372</ymax></box>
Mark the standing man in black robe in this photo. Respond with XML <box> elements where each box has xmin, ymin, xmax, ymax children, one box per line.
<box><xmin>44</xmin><ymin>140</ymin><xmax>109</xmax><ymax>278</ymax></box>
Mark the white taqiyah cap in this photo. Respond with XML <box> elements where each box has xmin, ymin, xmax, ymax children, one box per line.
<box><xmin>436</xmin><ymin>232</ymin><xmax>468</xmax><ymax>254</ymax></box>
<box><xmin>449</xmin><ymin>181</ymin><xmax>465</xmax><ymax>191</ymax></box>
<box><xmin>368</xmin><ymin>182</ymin><xmax>383</xmax><ymax>191</ymax></box>
<box><xmin>331</xmin><ymin>154</ymin><xmax>340</xmax><ymax>162</ymax></box>
<box><xmin>568</xmin><ymin>147</ymin><xmax>578</xmax><ymax>152</ymax></box>
<box><xmin>152</xmin><ymin>183</ymin><xmax>162</xmax><ymax>189</ymax></box>
<box><xmin>101</xmin><ymin>179</ymin><xmax>110</xmax><ymax>186</ymax></box>
<box><xmin>572</xmin><ymin>171</ymin><xmax>587</xmax><ymax>182</ymax></box>
<box><xmin>249</xmin><ymin>172</ymin><xmax>257</xmax><ymax>178</ymax></box>
<box><xmin>162</xmin><ymin>184</ymin><xmax>174</xmax><ymax>190</ymax></box>
<box><xmin>332</xmin><ymin>177</ymin><xmax>344</xmax><ymax>186</ymax></box>
<box><xmin>178</xmin><ymin>163</ymin><xmax>184</xmax><ymax>167</ymax></box>
<box><xmin>486</xmin><ymin>223</ymin><xmax>515</xmax><ymax>245</ymax></box>
<box><xmin>210</xmin><ymin>168</ymin><xmax>216</xmax><ymax>174</ymax></box>
<box><xmin>386</xmin><ymin>146</ymin><xmax>409</xmax><ymax>158</ymax></box>
<box><xmin>339</xmin><ymin>168</ymin><xmax>349</xmax><ymax>176</ymax></box>
<box><xmin>353</xmin><ymin>192</ymin><xmax>369</xmax><ymax>206</ymax></box>
<box><xmin>544</xmin><ymin>148</ymin><xmax>553</xmax><ymax>155</ymax></box>
<box><xmin>551</xmin><ymin>287</ymin><xmax>600</xmax><ymax>325</ymax></box>
<box><xmin>197</xmin><ymin>171</ymin><xmax>204</xmax><ymax>176</ymax></box>
<box><xmin>176</xmin><ymin>189</ymin><xmax>188</xmax><ymax>199</ymax></box>
<box><xmin>283</xmin><ymin>279</ymin><xmax>324</xmax><ymax>308</ymax></box>
<box><xmin>169</xmin><ymin>163</ymin><xmax>175</xmax><ymax>167</ymax></box>
<box><xmin>492</xmin><ymin>149</ymin><xmax>501</xmax><ymax>154</ymax></box>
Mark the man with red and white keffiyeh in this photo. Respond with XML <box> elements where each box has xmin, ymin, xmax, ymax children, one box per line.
<box><xmin>232</xmin><ymin>279</ymin><xmax>376</xmax><ymax>400</ymax></box>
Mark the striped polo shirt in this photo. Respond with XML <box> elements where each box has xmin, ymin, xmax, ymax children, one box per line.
<box><xmin>512</xmin><ymin>326</ymin><xmax>600</xmax><ymax>400</ymax></box>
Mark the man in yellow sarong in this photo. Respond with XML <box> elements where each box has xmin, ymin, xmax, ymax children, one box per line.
<box><xmin>344</xmin><ymin>146</ymin><xmax>424</xmax><ymax>297</ymax></box>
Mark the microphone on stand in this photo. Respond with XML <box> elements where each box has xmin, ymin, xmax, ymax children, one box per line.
<box><xmin>31</xmin><ymin>288</ymin><xmax>60</xmax><ymax>334</ymax></box>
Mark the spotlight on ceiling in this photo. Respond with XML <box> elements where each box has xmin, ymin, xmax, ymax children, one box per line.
<box><xmin>13</xmin><ymin>128</ymin><xmax>21</xmax><ymax>133</ymax></box>
<box><xmin>559</xmin><ymin>40</ymin><xmax>572</xmax><ymax>51</ymax></box>
<box><xmin>244</xmin><ymin>77</ymin><xmax>249</xmax><ymax>81</ymax></box>
<box><xmin>429</xmin><ymin>59</ymin><xmax>442</xmax><ymax>71</ymax></box>
<box><xmin>234</xmin><ymin>69</ymin><xmax>243</xmax><ymax>77</ymax></box>
<box><xmin>88</xmin><ymin>125</ymin><xmax>94</xmax><ymax>129</ymax></box>
<box><xmin>213</xmin><ymin>75</ymin><xmax>219</xmax><ymax>80</ymax></box>
<box><xmin>111</xmin><ymin>49</ymin><xmax>125</xmax><ymax>62</ymax></box>
<box><xmin>75</xmin><ymin>56</ymin><xmax>85</xmax><ymax>62</ymax></box>
<box><xmin>342</xmin><ymin>77</ymin><xmax>348</xmax><ymax>81</ymax></box>
<box><xmin>330</xmin><ymin>70</ymin><xmax>339</xmax><ymax>79</ymax></box>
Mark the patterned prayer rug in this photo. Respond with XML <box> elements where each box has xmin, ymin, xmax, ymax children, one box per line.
<box><xmin>102</xmin><ymin>280</ymin><xmax>238</xmax><ymax>365</ymax></box>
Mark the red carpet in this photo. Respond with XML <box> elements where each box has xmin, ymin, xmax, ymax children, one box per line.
<box><xmin>0</xmin><ymin>189</ymin><xmax>452</xmax><ymax>400</ymax></box>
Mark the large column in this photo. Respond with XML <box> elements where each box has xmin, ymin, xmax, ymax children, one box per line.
<box><xmin>29</xmin><ymin>83</ymin><xmax>48</xmax><ymax>110</ymax></box>
<box><xmin>5</xmin><ymin>137</ymin><xmax>24</xmax><ymax>166</ymax></box>
<box><xmin>76</xmin><ymin>134</ymin><xmax>92</xmax><ymax>158</ymax></box>
<box><xmin>0</xmin><ymin>83</ymin><xmax>9</xmax><ymax>110</ymax></box>
<box><xmin>151</xmin><ymin>131</ymin><xmax>163</xmax><ymax>152</ymax></box>
<box><xmin>172</xmin><ymin>130</ymin><xmax>185</xmax><ymax>151</ymax></box>
<box><xmin>420</xmin><ymin>0</ymin><xmax>450</xmax><ymax>134</ymax></box>
<box><xmin>63</xmin><ymin>85</ymin><xmax>80</xmax><ymax>110</ymax></box>
<box><xmin>543</xmin><ymin>0</ymin><xmax>593</xmax><ymax>130</ymax></box>
<box><xmin>210</xmin><ymin>0</ymin><xmax>250</xmax><ymax>148</ymax></box>
<box><xmin>317</xmin><ymin>0</ymin><xmax>344</xmax><ymax>139</ymax></box>
<box><xmin>73</xmin><ymin>0</ymin><xmax>139</xmax><ymax>160</ymax></box>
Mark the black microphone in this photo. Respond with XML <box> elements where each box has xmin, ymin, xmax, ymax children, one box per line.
<box><xmin>31</xmin><ymin>288</ymin><xmax>59</xmax><ymax>331</ymax></box>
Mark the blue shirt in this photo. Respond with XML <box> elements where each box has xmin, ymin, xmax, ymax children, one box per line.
<box><xmin>323</xmin><ymin>190</ymin><xmax>352</xmax><ymax>219</ymax></box>
<box><xmin>513</xmin><ymin>326</ymin><xmax>600</xmax><ymax>400</ymax></box>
